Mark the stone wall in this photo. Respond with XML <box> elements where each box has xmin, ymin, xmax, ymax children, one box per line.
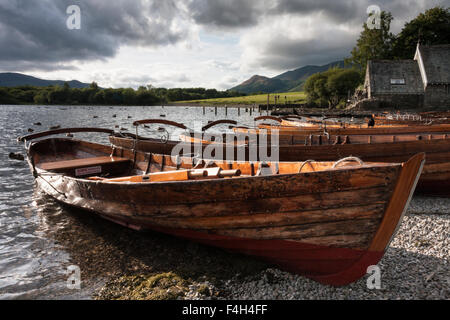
<box><xmin>370</xmin><ymin>94</ymin><xmax>424</xmax><ymax>109</ymax></box>
<box><xmin>424</xmin><ymin>84</ymin><xmax>450</xmax><ymax>107</ymax></box>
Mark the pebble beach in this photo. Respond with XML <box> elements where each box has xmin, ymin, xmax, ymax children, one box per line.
<box><xmin>94</xmin><ymin>196</ymin><xmax>449</xmax><ymax>300</ymax></box>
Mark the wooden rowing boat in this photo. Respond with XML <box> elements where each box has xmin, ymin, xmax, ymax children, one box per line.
<box><xmin>419</xmin><ymin>111</ymin><xmax>450</xmax><ymax>119</ymax></box>
<box><xmin>371</xmin><ymin>114</ymin><xmax>450</xmax><ymax>126</ymax></box>
<box><xmin>265</xmin><ymin>116</ymin><xmax>411</xmax><ymax>129</ymax></box>
<box><xmin>245</xmin><ymin>116</ymin><xmax>450</xmax><ymax>135</ymax></box>
<box><xmin>283</xmin><ymin>114</ymin><xmax>449</xmax><ymax>127</ymax></box>
<box><xmin>108</xmin><ymin>119</ymin><xmax>449</xmax><ymax>196</ymax></box>
<box><xmin>253</xmin><ymin>123</ymin><xmax>450</xmax><ymax>135</ymax></box>
<box><xmin>181</xmin><ymin>135</ymin><xmax>450</xmax><ymax>196</ymax></box>
<box><xmin>18</xmin><ymin>128</ymin><xmax>425</xmax><ymax>286</ymax></box>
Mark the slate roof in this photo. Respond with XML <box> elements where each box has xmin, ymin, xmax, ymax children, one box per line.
<box><xmin>415</xmin><ymin>44</ymin><xmax>450</xmax><ymax>85</ymax></box>
<box><xmin>367</xmin><ymin>60</ymin><xmax>424</xmax><ymax>94</ymax></box>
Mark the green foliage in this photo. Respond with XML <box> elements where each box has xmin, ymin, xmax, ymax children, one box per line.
<box><xmin>304</xmin><ymin>68</ymin><xmax>361</xmax><ymax>108</ymax></box>
<box><xmin>392</xmin><ymin>7</ymin><xmax>450</xmax><ymax>59</ymax></box>
<box><xmin>346</xmin><ymin>11</ymin><xmax>395</xmax><ymax>71</ymax></box>
<box><xmin>304</xmin><ymin>73</ymin><xmax>329</xmax><ymax>106</ymax></box>
<box><xmin>326</xmin><ymin>69</ymin><xmax>362</xmax><ymax>106</ymax></box>
<box><xmin>346</xmin><ymin>7</ymin><xmax>450</xmax><ymax>70</ymax></box>
<box><xmin>162</xmin><ymin>87</ymin><xmax>245</xmax><ymax>102</ymax></box>
<box><xmin>0</xmin><ymin>83</ymin><xmax>244</xmax><ymax>106</ymax></box>
<box><xmin>0</xmin><ymin>87</ymin><xmax>18</xmax><ymax>104</ymax></box>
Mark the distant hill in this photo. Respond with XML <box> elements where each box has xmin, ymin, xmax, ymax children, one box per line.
<box><xmin>231</xmin><ymin>75</ymin><xmax>290</xmax><ymax>94</ymax></box>
<box><xmin>231</xmin><ymin>60</ymin><xmax>347</xmax><ymax>94</ymax></box>
<box><xmin>0</xmin><ymin>73</ymin><xmax>90</xmax><ymax>88</ymax></box>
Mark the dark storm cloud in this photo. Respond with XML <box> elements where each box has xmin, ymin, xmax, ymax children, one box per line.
<box><xmin>186</xmin><ymin>0</ymin><xmax>369</xmax><ymax>28</ymax></box>
<box><xmin>271</xmin><ymin>0</ymin><xmax>364</xmax><ymax>23</ymax></box>
<box><xmin>238</xmin><ymin>0</ymin><xmax>449</xmax><ymax>72</ymax></box>
<box><xmin>187</xmin><ymin>0</ymin><xmax>447</xmax><ymax>29</ymax></box>
<box><xmin>272</xmin><ymin>0</ymin><xmax>445</xmax><ymax>27</ymax></box>
<box><xmin>186</xmin><ymin>0</ymin><xmax>270</xmax><ymax>28</ymax></box>
<box><xmin>251</xmin><ymin>36</ymin><xmax>355</xmax><ymax>71</ymax></box>
<box><xmin>1</xmin><ymin>0</ymin><xmax>447</xmax><ymax>74</ymax></box>
<box><xmin>0</xmin><ymin>0</ymin><xmax>189</xmax><ymax>68</ymax></box>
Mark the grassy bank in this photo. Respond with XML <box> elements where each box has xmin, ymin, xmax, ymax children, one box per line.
<box><xmin>174</xmin><ymin>91</ymin><xmax>307</xmax><ymax>105</ymax></box>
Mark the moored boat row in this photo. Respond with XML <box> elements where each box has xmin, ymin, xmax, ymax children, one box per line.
<box><xmin>16</xmin><ymin>112</ymin><xmax>448</xmax><ymax>286</ymax></box>
<box><xmin>109</xmin><ymin>117</ymin><xmax>450</xmax><ymax>196</ymax></box>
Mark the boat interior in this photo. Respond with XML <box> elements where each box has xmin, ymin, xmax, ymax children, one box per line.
<box><xmin>30</xmin><ymin>138</ymin><xmax>393</xmax><ymax>183</ymax></box>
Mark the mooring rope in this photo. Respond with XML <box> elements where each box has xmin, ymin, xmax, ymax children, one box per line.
<box><xmin>36</xmin><ymin>174</ymin><xmax>67</xmax><ymax>198</ymax></box>
<box><xmin>332</xmin><ymin>157</ymin><xmax>364</xmax><ymax>169</ymax></box>
<box><xmin>298</xmin><ymin>160</ymin><xmax>316</xmax><ymax>173</ymax></box>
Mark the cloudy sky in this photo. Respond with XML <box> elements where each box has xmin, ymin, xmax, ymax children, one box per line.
<box><xmin>0</xmin><ymin>0</ymin><xmax>447</xmax><ymax>89</ymax></box>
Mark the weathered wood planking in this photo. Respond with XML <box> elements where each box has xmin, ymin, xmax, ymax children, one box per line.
<box><xmin>110</xmin><ymin>130</ymin><xmax>449</xmax><ymax>196</ymax></box>
<box><xmin>22</xmin><ymin>135</ymin><xmax>425</xmax><ymax>286</ymax></box>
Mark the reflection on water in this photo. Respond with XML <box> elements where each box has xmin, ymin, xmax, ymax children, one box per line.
<box><xmin>0</xmin><ymin>105</ymin><xmax>258</xmax><ymax>299</ymax></box>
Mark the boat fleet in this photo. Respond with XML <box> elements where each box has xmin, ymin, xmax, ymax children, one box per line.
<box><xmin>17</xmin><ymin>111</ymin><xmax>450</xmax><ymax>286</ymax></box>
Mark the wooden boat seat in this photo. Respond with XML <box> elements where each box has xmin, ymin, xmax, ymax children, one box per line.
<box><xmin>40</xmin><ymin>156</ymin><xmax>130</xmax><ymax>171</ymax></box>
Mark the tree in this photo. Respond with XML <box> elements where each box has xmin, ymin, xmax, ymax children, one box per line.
<box><xmin>392</xmin><ymin>7</ymin><xmax>450</xmax><ymax>59</ymax></box>
<box><xmin>33</xmin><ymin>91</ymin><xmax>48</xmax><ymax>104</ymax></box>
<box><xmin>136</xmin><ymin>90</ymin><xmax>160</xmax><ymax>105</ymax></box>
<box><xmin>346</xmin><ymin>11</ymin><xmax>395</xmax><ymax>72</ymax></box>
<box><xmin>304</xmin><ymin>73</ymin><xmax>328</xmax><ymax>105</ymax></box>
<box><xmin>48</xmin><ymin>86</ymin><xmax>70</xmax><ymax>104</ymax></box>
<box><xmin>304</xmin><ymin>68</ymin><xmax>362</xmax><ymax>108</ymax></box>
<box><xmin>93</xmin><ymin>91</ymin><xmax>106</xmax><ymax>104</ymax></box>
<box><xmin>90</xmin><ymin>82</ymin><xmax>99</xmax><ymax>90</ymax></box>
<box><xmin>0</xmin><ymin>88</ymin><xmax>18</xmax><ymax>104</ymax></box>
<box><xmin>122</xmin><ymin>88</ymin><xmax>136</xmax><ymax>105</ymax></box>
<box><xmin>70</xmin><ymin>88</ymin><xmax>84</xmax><ymax>104</ymax></box>
<box><xmin>326</xmin><ymin>69</ymin><xmax>362</xmax><ymax>107</ymax></box>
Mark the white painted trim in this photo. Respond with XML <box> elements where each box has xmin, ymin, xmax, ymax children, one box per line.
<box><xmin>414</xmin><ymin>46</ymin><xmax>428</xmax><ymax>89</ymax></box>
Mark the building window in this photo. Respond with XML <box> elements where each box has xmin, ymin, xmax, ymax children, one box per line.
<box><xmin>391</xmin><ymin>79</ymin><xmax>405</xmax><ymax>85</ymax></box>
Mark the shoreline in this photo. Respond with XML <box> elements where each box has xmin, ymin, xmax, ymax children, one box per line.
<box><xmin>91</xmin><ymin>196</ymin><xmax>449</xmax><ymax>300</ymax></box>
<box><xmin>2</xmin><ymin>103</ymin><xmax>447</xmax><ymax>116</ymax></box>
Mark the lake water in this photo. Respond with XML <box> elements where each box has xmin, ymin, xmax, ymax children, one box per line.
<box><xmin>0</xmin><ymin>105</ymin><xmax>258</xmax><ymax>299</ymax></box>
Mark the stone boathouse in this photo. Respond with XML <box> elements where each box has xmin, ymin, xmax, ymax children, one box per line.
<box><xmin>364</xmin><ymin>43</ymin><xmax>450</xmax><ymax>108</ymax></box>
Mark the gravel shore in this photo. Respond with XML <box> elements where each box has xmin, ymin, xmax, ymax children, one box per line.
<box><xmin>208</xmin><ymin>197</ymin><xmax>450</xmax><ymax>300</ymax></box>
<box><xmin>92</xmin><ymin>196</ymin><xmax>449</xmax><ymax>300</ymax></box>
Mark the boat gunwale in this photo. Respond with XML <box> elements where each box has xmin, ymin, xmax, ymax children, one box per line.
<box><xmin>30</xmin><ymin>138</ymin><xmax>403</xmax><ymax>187</ymax></box>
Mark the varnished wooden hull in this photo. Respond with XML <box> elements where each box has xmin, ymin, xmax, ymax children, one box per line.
<box><xmin>275</xmin><ymin>139</ymin><xmax>450</xmax><ymax>196</ymax></box>
<box><xmin>109</xmin><ymin>135</ymin><xmax>450</xmax><ymax>196</ymax></box>
<box><xmin>280</xmin><ymin>119</ymin><xmax>410</xmax><ymax>129</ymax></box>
<box><xmin>251</xmin><ymin>123</ymin><xmax>450</xmax><ymax>135</ymax></box>
<box><xmin>105</xmin><ymin>222</ymin><xmax>386</xmax><ymax>286</ymax></box>
<box><xmin>25</xmin><ymin>138</ymin><xmax>425</xmax><ymax>285</ymax></box>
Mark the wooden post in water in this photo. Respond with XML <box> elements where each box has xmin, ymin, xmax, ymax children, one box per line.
<box><xmin>250</xmin><ymin>107</ymin><xmax>252</xmax><ymax>116</ymax></box>
<box><xmin>215</xmin><ymin>106</ymin><xmax>218</xmax><ymax>116</ymax></box>
<box><xmin>225</xmin><ymin>106</ymin><xmax>228</xmax><ymax>117</ymax></box>
<box><xmin>203</xmin><ymin>106</ymin><xmax>205</xmax><ymax>115</ymax></box>
<box><xmin>238</xmin><ymin>107</ymin><xmax>240</xmax><ymax>116</ymax></box>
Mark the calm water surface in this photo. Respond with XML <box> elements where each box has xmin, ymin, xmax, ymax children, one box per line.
<box><xmin>0</xmin><ymin>105</ymin><xmax>257</xmax><ymax>299</ymax></box>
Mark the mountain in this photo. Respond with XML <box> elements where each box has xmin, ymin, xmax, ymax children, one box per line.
<box><xmin>0</xmin><ymin>73</ymin><xmax>90</xmax><ymax>88</ymax></box>
<box><xmin>231</xmin><ymin>75</ymin><xmax>290</xmax><ymax>94</ymax></box>
<box><xmin>231</xmin><ymin>60</ymin><xmax>347</xmax><ymax>94</ymax></box>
